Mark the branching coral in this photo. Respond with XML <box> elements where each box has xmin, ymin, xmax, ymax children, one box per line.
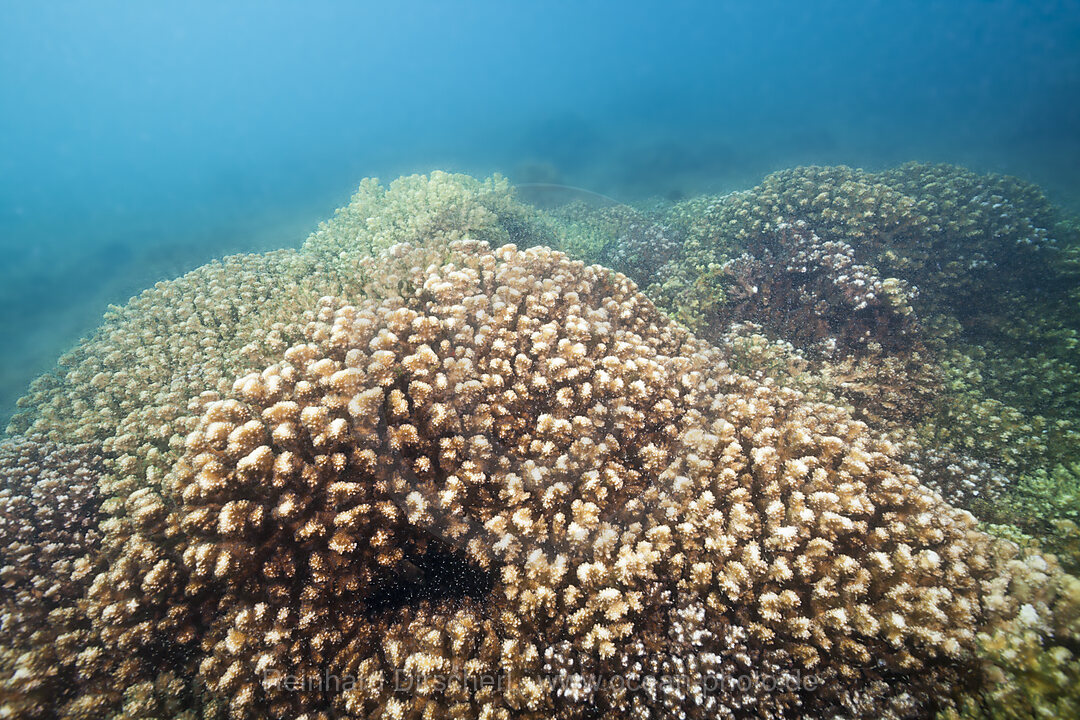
<box><xmin>160</xmin><ymin>241</ymin><xmax>1080</xmax><ymax>719</ymax></box>
<box><xmin>545</xmin><ymin>201</ymin><xmax>684</xmax><ymax>286</ymax></box>
<box><xmin>546</xmin><ymin>164</ymin><xmax>1080</xmax><ymax>549</ymax></box>
<box><xmin>302</xmin><ymin>171</ymin><xmax>558</xmax><ymax>264</ymax></box>
<box><xmin>165</xmin><ymin>240</ymin><xmax>695</xmax><ymax>718</ymax></box>
<box><xmin>2</xmin><ymin>170</ymin><xmax>1078</xmax><ymax>720</ymax></box>
<box><xmin>714</xmin><ymin>219</ymin><xmax>918</xmax><ymax>353</ymax></box>
<box><xmin>2</xmin><ymin>172</ymin><xmax>558</xmax><ymax>719</ymax></box>
<box><xmin>983</xmin><ymin>462</ymin><xmax>1080</xmax><ymax>572</ymax></box>
<box><xmin>0</xmin><ymin>435</ymin><xmax>105</xmax><ymax>717</ymax></box>
<box><xmin>138</xmin><ymin>240</ymin><xmax>1075</xmax><ymax>719</ymax></box>
<box><xmin>942</xmin><ymin>546</ymin><xmax>1080</xmax><ymax>720</ymax></box>
<box><xmin>646</xmin><ymin>164</ymin><xmax>1073</xmax><ymax>420</ymax></box>
<box><xmin>0</xmin><ymin>435</ymin><xmax>102</xmax><ymax>620</ymax></box>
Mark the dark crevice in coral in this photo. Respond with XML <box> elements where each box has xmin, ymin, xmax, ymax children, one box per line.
<box><xmin>365</xmin><ymin>541</ymin><xmax>494</xmax><ymax>615</ymax></box>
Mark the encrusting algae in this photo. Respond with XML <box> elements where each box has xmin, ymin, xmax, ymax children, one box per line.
<box><xmin>1</xmin><ymin>169</ymin><xmax>1079</xmax><ymax>719</ymax></box>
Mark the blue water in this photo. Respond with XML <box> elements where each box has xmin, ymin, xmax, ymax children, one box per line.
<box><xmin>2</xmin><ymin>0</ymin><xmax>1079</xmax><ymax>418</ymax></box>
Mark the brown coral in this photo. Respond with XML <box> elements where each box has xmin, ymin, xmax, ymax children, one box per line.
<box><xmin>3</xmin><ymin>172</ymin><xmax>1078</xmax><ymax>720</ymax></box>
<box><xmin>0</xmin><ymin>434</ymin><xmax>105</xmax><ymax>716</ymax></box>
<box><xmin>2</xmin><ymin>172</ymin><xmax>558</xmax><ymax>719</ymax></box>
<box><xmin>156</xmin><ymin>241</ymin><xmax>1077</xmax><ymax>719</ymax></box>
<box><xmin>716</xmin><ymin>219</ymin><xmax>918</xmax><ymax>354</ymax></box>
<box><xmin>0</xmin><ymin>435</ymin><xmax>103</xmax><ymax>621</ymax></box>
<box><xmin>568</xmin><ymin>164</ymin><xmax>1080</xmax><ymax>525</ymax></box>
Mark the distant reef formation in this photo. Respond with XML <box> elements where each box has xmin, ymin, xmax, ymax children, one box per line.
<box><xmin>2</xmin><ymin>167</ymin><xmax>1079</xmax><ymax>719</ymax></box>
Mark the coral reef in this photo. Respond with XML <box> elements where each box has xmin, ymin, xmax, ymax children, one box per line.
<box><xmin>1</xmin><ymin>168</ymin><xmax>1078</xmax><ymax>719</ymax></box>
<box><xmin>0</xmin><ymin>434</ymin><xmax>105</xmax><ymax>716</ymax></box>
<box><xmin>3</xmin><ymin>231</ymin><xmax>1079</xmax><ymax>718</ymax></box>
<box><xmin>302</xmin><ymin>171</ymin><xmax>557</xmax><ymax>263</ymax></box>
<box><xmin>544</xmin><ymin>201</ymin><xmax>683</xmax><ymax>285</ymax></box>
<box><xmin>3</xmin><ymin>172</ymin><xmax>557</xmax><ymax>719</ymax></box>
<box><xmin>942</xmin><ymin>545</ymin><xmax>1080</xmax><ymax>720</ymax></box>
<box><xmin>548</xmin><ymin>163</ymin><xmax>1080</xmax><ymax>567</ymax></box>
<box><xmin>0</xmin><ymin>435</ymin><xmax>102</xmax><ymax>619</ymax></box>
<box><xmin>708</xmin><ymin>219</ymin><xmax>917</xmax><ymax>353</ymax></box>
<box><xmin>985</xmin><ymin>462</ymin><xmax>1080</xmax><ymax>572</ymax></box>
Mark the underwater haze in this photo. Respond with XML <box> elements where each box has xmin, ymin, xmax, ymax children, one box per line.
<box><xmin>3</xmin><ymin>1</ymin><xmax>1080</xmax><ymax>418</ymax></box>
<box><xmin>6</xmin><ymin>3</ymin><xmax>1080</xmax><ymax>719</ymax></box>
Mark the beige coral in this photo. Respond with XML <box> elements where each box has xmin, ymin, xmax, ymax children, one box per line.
<box><xmin>0</xmin><ymin>435</ymin><xmax>106</xmax><ymax>717</ymax></box>
<box><xmin>3</xmin><ymin>172</ymin><xmax>555</xmax><ymax>720</ymax></box>
<box><xmin>160</xmin><ymin>241</ymin><xmax>1078</xmax><ymax>719</ymax></box>
<box><xmin>2</xmin><ymin>172</ymin><xmax>1077</xmax><ymax>720</ymax></box>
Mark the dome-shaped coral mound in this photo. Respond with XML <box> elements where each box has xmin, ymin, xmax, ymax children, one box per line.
<box><xmin>34</xmin><ymin>240</ymin><xmax>1071</xmax><ymax>719</ymax></box>
<box><xmin>3</xmin><ymin>175</ymin><xmax>1079</xmax><ymax>720</ymax></box>
<box><xmin>169</xmin><ymin>239</ymin><xmax>698</xmax><ymax>718</ymax></box>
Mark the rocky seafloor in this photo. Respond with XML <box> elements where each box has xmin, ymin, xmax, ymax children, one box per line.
<box><xmin>2</xmin><ymin>165</ymin><xmax>1079</xmax><ymax>719</ymax></box>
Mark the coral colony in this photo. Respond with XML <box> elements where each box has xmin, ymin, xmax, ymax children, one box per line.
<box><xmin>2</xmin><ymin>167</ymin><xmax>1079</xmax><ymax>719</ymax></box>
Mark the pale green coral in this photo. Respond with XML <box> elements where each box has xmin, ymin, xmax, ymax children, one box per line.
<box><xmin>989</xmin><ymin>462</ymin><xmax>1080</xmax><ymax>571</ymax></box>
<box><xmin>941</xmin><ymin>557</ymin><xmax>1080</xmax><ymax>720</ymax></box>
<box><xmin>944</xmin><ymin>631</ymin><xmax>1080</xmax><ymax>720</ymax></box>
<box><xmin>540</xmin><ymin>200</ymin><xmax>624</xmax><ymax>265</ymax></box>
<box><xmin>302</xmin><ymin>171</ymin><xmax>557</xmax><ymax>262</ymax></box>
